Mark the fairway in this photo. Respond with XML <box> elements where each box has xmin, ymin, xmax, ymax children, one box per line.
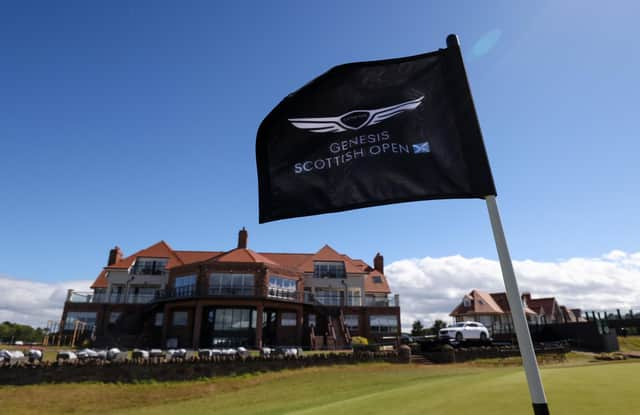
<box><xmin>1</xmin><ymin>360</ymin><xmax>638</xmax><ymax>415</ymax></box>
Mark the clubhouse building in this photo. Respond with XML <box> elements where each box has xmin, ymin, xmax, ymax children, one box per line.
<box><xmin>61</xmin><ymin>228</ymin><xmax>401</xmax><ymax>349</ymax></box>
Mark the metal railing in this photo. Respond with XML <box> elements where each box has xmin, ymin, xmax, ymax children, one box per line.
<box><xmin>267</xmin><ymin>288</ymin><xmax>299</xmax><ymax>301</ymax></box>
<box><xmin>155</xmin><ymin>285</ymin><xmax>258</xmax><ymax>300</ymax></box>
<box><xmin>304</xmin><ymin>293</ymin><xmax>400</xmax><ymax>307</ymax></box>
<box><xmin>66</xmin><ymin>290</ymin><xmax>154</xmax><ymax>304</ymax></box>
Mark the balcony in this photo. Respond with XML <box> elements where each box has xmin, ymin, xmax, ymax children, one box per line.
<box><xmin>130</xmin><ymin>261</ymin><xmax>167</xmax><ymax>276</ymax></box>
<box><xmin>304</xmin><ymin>292</ymin><xmax>400</xmax><ymax>307</ymax></box>
<box><xmin>155</xmin><ymin>285</ymin><xmax>258</xmax><ymax>300</ymax></box>
<box><xmin>267</xmin><ymin>288</ymin><xmax>299</xmax><ymax>301</ymax></box>
<box><xmin>65</xmin><ymin>290</ymin><xmax>155</xmax><ymax>304</ymax></box>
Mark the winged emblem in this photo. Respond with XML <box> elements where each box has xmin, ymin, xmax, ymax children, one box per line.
<box><xmin>288</xmin><ymin>96</ymin><xmax>424</xmax><ymax>133</ymax></box>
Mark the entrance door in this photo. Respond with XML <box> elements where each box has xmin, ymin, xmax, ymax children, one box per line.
<box><xmin>262</xmin><ymin>310</ymin><xmax>277</xmax><ymax>346</ymax></box>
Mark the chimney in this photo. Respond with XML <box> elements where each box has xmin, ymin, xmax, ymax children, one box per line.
<box><xmin>373</xmin><ymin>252</ymin><xmax>384</xmax><ymax>273</ymax></box>
<box><xmin>522</xmin><ymin>292</ymin><xmax>532</xmax><ymax>305</ymax></box>
<box><xmin>108</xmin><ymin>246</ymin><xmax>123</xmax><ymax>266</ymax></box>
<box><xmin>237</xmin><ymin>227</ymin><xmax>248</xmax><ymax>249</ymax></box>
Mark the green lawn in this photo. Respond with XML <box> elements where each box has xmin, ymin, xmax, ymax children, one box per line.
<box><xmin>1</xmin><ymin>360</ymin><xmax>639</xmax><ymax>415</ymax></box>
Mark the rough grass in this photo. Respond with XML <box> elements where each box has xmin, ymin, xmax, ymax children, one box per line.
<box><xmin>1</xmin><ymin>359</ymin><xmax>639</xmax><ymax>415</ymax></box>
<box><xmin>617</xmin><ymin>335</ymin><xmax>640</xmax><ymax>352</ymax></box>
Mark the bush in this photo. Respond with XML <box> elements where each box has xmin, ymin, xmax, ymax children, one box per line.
<box><xmin>351</xmin><ymin>336</ymin><xmax>368</xmax><ymax>345</ymax></box>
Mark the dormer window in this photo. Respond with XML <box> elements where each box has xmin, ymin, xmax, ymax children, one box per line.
<box><xmin>463</xmin><ymin>297</ymin><xmax>471</xmax><ymax>307</ymax></box>
<box><xmin>313</xmin><ymin>261</ymin><xmax>346</xmax><ymax>279</ymax></box>
<box><xmin>131</xmin><ymin>258</ymin><xmax>167</xmax><ymax>275</ymax></box>
<box><xmin>372</xmin><ymin>276</ymin><xmax>383</xmax><ymax>284</ymax></box>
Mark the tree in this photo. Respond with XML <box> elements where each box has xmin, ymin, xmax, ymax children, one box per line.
<box><xmin>430</xmin><ymin>319</ymin><xmax>447</xmax><ymax>335</ymax></box>
<box><xmin>411</xmin><ymin>320</ymin><xmax>425</xmax><ymax>336</ymax></box>
<box><xmin>0</xmin><ymin>321</ymin><xmax>45</xmax><ymax>343</ymax></box>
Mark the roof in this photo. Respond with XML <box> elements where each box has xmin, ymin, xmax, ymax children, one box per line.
<box><xmin>450</xmin><ymin>290</ymin><xmax>504</xmax><ymax>316</ymax></box>
<box><xmin>91</xmin><ymin>270</ymin><xmax>109</xmax><ymax>289</ymax></box>
<box><xmin>260</xmin><ymin>253</ymin><xmax>313</xmax><ymax>269</ymax></box>
<box><xmin>90</xmin><ymin>240</ymin><xmax>388</xmax><ymax>293</ymax></box>
<box><xmin>490</xmin><ymin>292</ymin><xmax>537</xmax><ymax>316</ymax></box>
<box><xmin>298</xmin><ymin>245</ymin><xmax>366</xmax><ymax>274</ymax></box>
<box><xmin>215</xmin><ymin>248</ymin><xmax>278</xmax><ymax>265</ymax></box>
<box><xmin>526</xmin><ymin>297</ymin><xmax>559</xmax><ymax>317</ymax></box>
<box><xmin>106</xmin><ymin>241</ymin><xmax>182</xmax><ymax>270</ymax></box>
<box><xmin>174</xmin><ymin>250</ymin><xmax>222</xmax><ymax>264</ymax></box>
<box><xmin>91</xmin><ymin>241</ymin><xmax>221</xmax><ymax>288</ymax></box>
<box><xmin>364</xmin><ymin>270</ymin><xmax>391</xmax><ymax>293</ymax></box>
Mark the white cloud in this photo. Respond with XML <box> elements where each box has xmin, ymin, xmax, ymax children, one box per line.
<box><xmin>0</xmin><ymin>275</ymin><xmax>93</xmax><ymax>328</ymax></box>
<box><xmin>385</xmin><ymin>250</ymin><xmax>640</xmax><ymax>332</ymax></box>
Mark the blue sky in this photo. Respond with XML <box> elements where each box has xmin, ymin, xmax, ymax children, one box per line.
<box><xmin>1</xmin><ymin>1</ymin><xmax>639</xmax><ymax>286</ymax></box>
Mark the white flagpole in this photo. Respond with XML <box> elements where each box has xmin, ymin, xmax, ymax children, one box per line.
<box><xmin>486</xmin><ymin>195</ymin><xmax>550</xmax><ymax>415</ymax></box>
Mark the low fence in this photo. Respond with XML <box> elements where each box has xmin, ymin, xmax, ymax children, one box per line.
<box><xmin>490</xmin><ymin>322</ymin><xmax>619</xmax><ymax>353</ymax></box>
<box><xmin>424</xmin><ymin>344</ymin><xmax>569</xmax><ymax>364</ymax></box>
<box><xmin>0</xmin><ymin>351</ymin><xmax>402</xmax><ymax>386</ymax></box>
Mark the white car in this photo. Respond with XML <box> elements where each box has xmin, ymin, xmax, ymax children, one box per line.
<box><xmin>439</xmin><ymin>321</ymin><xmax>490</xmax><ymax>342</ymax></box>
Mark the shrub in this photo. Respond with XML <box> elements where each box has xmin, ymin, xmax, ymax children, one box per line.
<box><xmin>351</xmin><ymin>336</ymin><xmax>368</xmax><ymax>345</ymax></box>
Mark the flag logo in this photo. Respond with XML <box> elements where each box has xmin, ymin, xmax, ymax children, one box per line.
<box><xmin>412</xmin><ymin>141</ymin><xmax>430</xmax><ymax>154</ymax></box>
<box><xmin>288</xmin><ymin>96</ymin><xmax>424</xmax><ymax>133</ymax></box>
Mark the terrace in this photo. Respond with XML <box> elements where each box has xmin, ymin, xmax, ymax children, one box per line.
<box><xmin>65</xmin><ymin>288</ymin><xmax>400</xmax><ymax>307</ymax></box>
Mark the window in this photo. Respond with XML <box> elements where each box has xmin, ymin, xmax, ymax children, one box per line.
<box><xmin>345</xmin><ymin>314</ymin><xmax>359</xmax><ymax>330</ymax></box>
<box><xmin>131</xmin><ymin>258</ymin><xmax>168</xmax><ymax>275</ymax></box>
<box><xmin>281</xmin><ymin>312</ymin><xmax>297</xmax><ymax>327</ymax></box>
<box><xmin>308</xmin><ymin>314</ymin><xmax>316</xmax><ymax>327</ymax></box>
<box><xmin>209</xmin><ymin>273</ymin><xmax>254</xmax><ymax>296</ymax></box>
<box><xmin>463</xmin><ymin>297</ymin><xmax>471</xmax><ymax>307</ymax></box>
<box><xmin>213</xmin><ymin>309</ymin><xmax>254</xmax><ymax>330</ymax></box>
<box><xmin>268</xmin><ymin>276</ymin><xmax>297</xmax><ymax>300</ymax></box>
<box><xmin>154</xmin><ymin>312</ymin><xmax>164</xmax><ymax>327</ymax></box>
<box><xmin>172</xmin><ymin>311</ymin><xmax>188</xmax><ymax>327</ymax></box>
<box><xmin>128</xmin><ymin>286</ymin><xmax>157</xmax><ymax>304</ymax></box>
<box><xmin>64</xmin><ymin>312</ymin><xmax>97</xmax><ymax>330</ymax></box>
<box><xmin>109</xmin><ymin>286</ymin><xmax>125</xmax><ymax>303</ymax></box>
<box><xmin>347</xmin><ymin>289</ymin><xmax>361</xmax><ymax>306</ymax></box>
<box><xmin>311</xmin><ymin>289</ymin><xmax>344</xmax><ymax>306</ymax></box>
<box><xmin>175</xmin><ymin>275</ymin><xmax>196</xmax><ymax>297</ymax></box>
<box><xmin>109</xmin><ymin>312</ymin><xmax>121</xmax><ymax>324</ymax></box>
<box><xmin>372</xmin><ymin>276</ymin><xmax>383</xmax><ymax>283</ymax></box>
<box><xmin>369</xmin><ymin>315</ymin><xmax>398</xmax><ymax>334</ymax></box>
<box><xmin>93</xmin><ymin>288</ymin><xmax>107</xmax><ymax>303</ymax></box>
<box><xmin>313</xmin><ymin>261</ymin><xmax>346</xmax><ymax>279</ymax></box>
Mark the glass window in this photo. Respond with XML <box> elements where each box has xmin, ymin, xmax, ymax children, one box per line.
<box><xmin>345</xmin><ymin>314</ymin><xmax>359</xmax><ymax>329</ymax></box>
<box><xmin>213</xmin><ymin>308</ymin><xmax>253</xmax><ymax>330</ymax></box>
<box><xmin>347</xmin><ymin>290</ymin><xmax>361</xmax><ymax>306</ymax></box>
<box><xmin>281</xmin><ymin>312</ymin><xmax>297</xmax><ymax>327</ymax></box>
<box><xmin>209</xmin><ymin>273</ymin><xmax>254</xmax><ymax>296</ymax></box>
<box><xmin>173</xmin><ymin>311</ymin><xmax>188</xmax><ymax>326</ymax></box>
<box><xmin>109</xmin><ymin>312</ymin><xmax>121</xmax><ymax>324</ymax></box>
<box><xmin>268</xmin><ymin>275</ymin><xmax>297</xmax><ymax>300</ymax></box>
<box><xmin>369</xmin><ymin>315</ymin><xmax>398</xmax><ymax>333</ymax></box>
<box><xmin>313</xmin><ymin>261</ymin><xmax>346</xmax><ymax>279</ymax></box>
<box><xmin>154</xmin><ymin>312</ymin><xmax>164</xmax><ymax>327</ymax></box>
<box><xmin>308</xmin><ymin>314</ymin><xmax>316</xmax><ymax>327</ymax></box>
<box><xmin>175</xmin><ymin>275</ymin><xmax>196</xmax><ymax>297</ymax></box>
<box><xmin>131</xmin><ymin>258</ymin><xmax>168</xmax><ymax>275</ymax></box>
<box><xmin>372</xmin><ymin>276</ymin><xmax>383</xmax><ymax>283</ymax></box>
<box><xmin>64</xmin><ymin>312</ymin><xmax>97</xmax><ymax>330</ymax></box>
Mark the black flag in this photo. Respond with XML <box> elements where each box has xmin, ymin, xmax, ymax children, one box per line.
<box><xmin>257</xmin><ymin>36</ymin><xmax>496</xmax><ymax>223</ymax></box>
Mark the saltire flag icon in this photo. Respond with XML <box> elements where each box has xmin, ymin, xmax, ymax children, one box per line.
<box><xmin>412</xmin><ymin>141</ymin><xmax>430</xmax><ymax>154</ymax></box>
